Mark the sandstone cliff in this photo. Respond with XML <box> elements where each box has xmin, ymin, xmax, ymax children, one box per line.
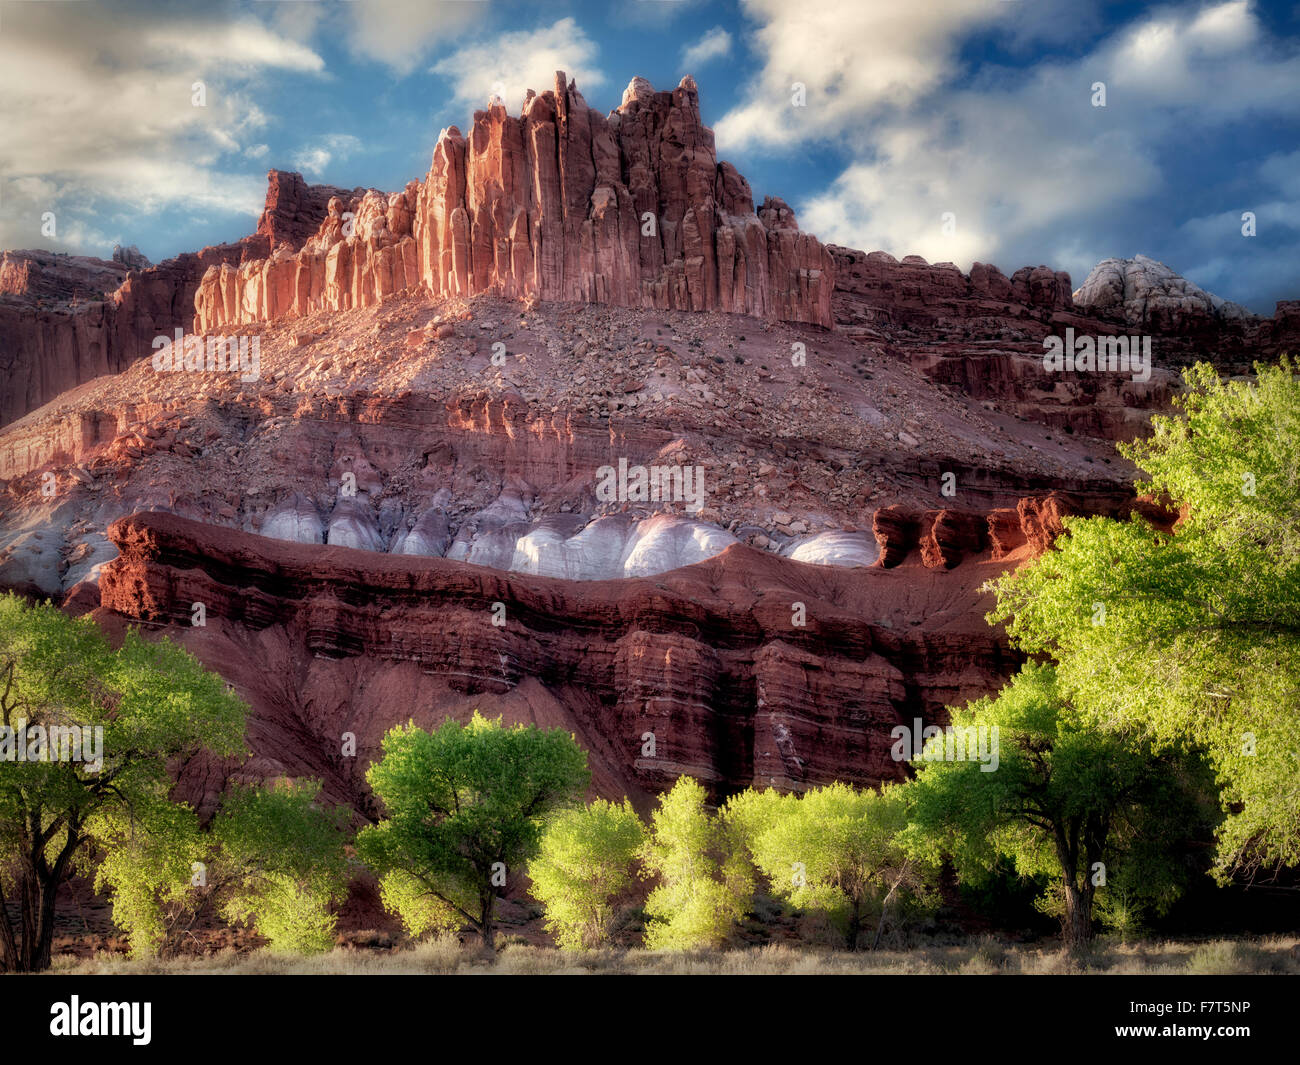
<box><xmin>193</xmin><ymin>74</ymin><xmax>835</xmax><ymax>335</ymax></box>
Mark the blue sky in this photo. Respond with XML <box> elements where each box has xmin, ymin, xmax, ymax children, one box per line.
<box><xmin>1</xmin><ymin>0</ymin><xmax>1298</xmax><ymax>312</ymax></box>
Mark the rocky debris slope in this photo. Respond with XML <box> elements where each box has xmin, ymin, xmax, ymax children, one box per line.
<box><xmin>97</xmin><ymin>510</ymin><xmax>1034</xmax><ymax>804</ymax></box>
<box><xmin>193</xmin><ymin>74</ymin><xmax>834</xmax><ymax>335</ymax></box>
<box><xmin>0</xmin><ymin>291</ymin><xmax>1143</xmax><ymax>597</ymax></box>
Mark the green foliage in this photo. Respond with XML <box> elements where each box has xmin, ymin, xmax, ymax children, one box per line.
<box><xmin>990</xmin><ymin>359</ymin><xmax>1300</xmax><ymax>877</ymax></box>
<box><xmin>357</xmin><ymin>712</ymin><xmax>589</xmax><ymax>948</ymax></box>
<box><xmin>733</xmin><ymin>782</ymin><xmax>934</xmax><ymax>949</ymax></box>
<box><xmin>0</xmin><ymin>596</ymin><xmax>246</xmax><ymax>971</ymax></box>
<box><xmin>212</xmin><ymin>778</ymin><xmax>350</xmax><ymax>955</ymax></box>
<box><xmin>640</xmin><ymin>777</ymin><xmax>751</xmax><ymax>950</ymax></box>
<box><xmin>720</xmin><ymin>785</ymin><xmax>792</xmax><ymax>852</ymax></box>
<box><xmin>91</xmin><ymin>796</ymin><xmax>204</xmax><ymax>959</ymax></box>
<box><xmin>377</xmin><ymin>870</ymin><xmax>461</xmax><ymax>940</ymax></box>
<box><xmin>901</xmin><ymin>664</ymin><xmax>1211</xmax><ymax>946</ymax></box>
<box><xmin>528</xmin><ymin>798</ymin><xmax>645</xmax><ymax>950</ymax></box>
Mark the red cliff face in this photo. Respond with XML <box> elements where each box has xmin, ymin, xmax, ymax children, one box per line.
<box><xmin>97</xmin><ymin>509</ymin><xmax>1043</xmax><ymax>807</ymax></box>
<box><xmin>193</xmin><ymin>74</ymin><xmax>836</xmax><ymax>335</ymax></box>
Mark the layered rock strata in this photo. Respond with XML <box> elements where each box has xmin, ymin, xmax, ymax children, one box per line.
<box><xmin>98</xmin><ymin>510</ymin><xmax>1031</xmax><ymax>803</ymax></box>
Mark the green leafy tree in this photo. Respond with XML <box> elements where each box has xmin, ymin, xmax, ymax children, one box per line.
<box><xmin>640</xmin><ymin>777</ymin><xmax>752</xmax><ymax>950</ymax></box>
<box><xmin>211</xmin><ymin>778</ymin><xmax>350</xmax><ymax>954</ymax></box>
<box><xmin>990</xmin><ymin>359</ymin><xmax>1300</xmax><ymax>878</ymax></box>
<box><xmin>97</xmin><ymin>778</ymin><xmax>351</xmax><ymax>957</ymax></box>
<box><xmin>902</xmin><ymin>664</ymin><xmax>1211</xmax><ymax>949</ymax></box>
<box><xmin>0</xmin><ymin>596</ymin><xmax>245</xmax><ymax>971</ymax></box>
<box><xmin>377</xmin><ymin>870</ymin><xmax>461</xmax><ymax>940</ymax></box>
<box><xmin>735</xmin><ymin>782</ymin><xmax>933</xmax><ymax>950</ymax></box>
<box><xmin>529</xmin><ymin>798</ymin><xmax>644</xmax><ymax>950</ymax></box>
<box><xmin>92</xmin><ymin>796</ymin><xmax>205</xmax><ymax>958</ymax></box>
<box><xmin>356</xmin><ymin>712</ymin><xmax>589</xmax><ymax>950</ymax></box>
<box><xmin>720</xmin><ymin>786</ymin><xmax>791</xmax><ymax>848</ymax></box>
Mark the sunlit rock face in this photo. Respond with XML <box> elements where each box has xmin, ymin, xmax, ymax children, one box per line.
<box><xmin>262</xmin><ymin>493</ymin><xmax>323</xmax><ymax>544</ymax></box>
<box><xmin>510</xmin><ymin>515</ymin><xmax>629</xmax><ymax>579</ymax></box>
<box><xmin>369</xmin><ymin>479</ymin><xmax>745</xmax><ymax>578</ymax></box>
<box><xmin>192</xmin><ymin>74</ymin><xmax>835</xmax><ymax>336</ymax></box>
<box><xmin>619</xmin><ymin>514</ymin><xmax>738</xmax><ymax>577</ymax></box>
<box><xmin>1074</xmin><ymin>254</ymin><xmax>1254</xmax><ymax>327</ymax></box>
<box><xmin>784</xmin><ymin>531</ymin><xmax>878</xmax><ymax>569</ymax></box>
<box><xmin>507</xmin><ymin>513</ymin><xmax>738</xmax><ymax>580</ymax></box>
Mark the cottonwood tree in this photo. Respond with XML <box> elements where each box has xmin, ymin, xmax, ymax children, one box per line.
<box><xmin>901</xmin><ymin>664</ymin><xmax>1211</xmax><ymax>950</ymax></box>
<box><xmin>733</xmin><ymin>782</ymin><xmax>934</xmax><ymax>950</ymax></box>
<box><xmin>640</xmin><ymin>776</ymin><xmax>752</xmax><ymax>950</ymax></box>
<box><xmin>529</xmin><ymin>798</ymin><xmax>644</xmax><ymax>950</ymax></box>
<box><xmin>210</xmin><ymin>778</ymin><xmax>350</xmax><ymax>954</ymax></box>
<box><xmin>357</xmin><ymin>712</ymin><xmax>589</xmax><ymax>950</ymax></box>
<box><xmin>0</xmin><ymin>595</ymin><xmax>245</xmax><ymax>971</ymax></box>
<box><xmin>991</xmin><ymin>359</ymin><xmax>1300</xmax><ymax>879</ymax></box>
<box><xmin>95</xmin><ymin>777</ymin><xmax>351</xmax><ymax>957</ymax></box>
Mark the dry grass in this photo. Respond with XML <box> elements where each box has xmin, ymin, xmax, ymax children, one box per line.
<box><xmin>46</xmin><ymin>934</ymin><xmax>1300</xmax><ymax>976</ymax></box>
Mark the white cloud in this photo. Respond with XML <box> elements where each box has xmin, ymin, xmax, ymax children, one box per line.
<box><xmin>0</xmin><ymin>4</ymin><xmax>324</xmax><ymax>255</ymax></box>
<box><xmin>431</xmin><ymin>17</ymin><xmax>605</xmax><ymax>117</ymax></box>
<box><xmin>292</xmin><ymin>134</ymin><xmax>363</xmax><ymax>178</ymax></box>
<box><xmin>715</xmin><ymin>0</ymin><xmax>1000</xmax><ymax>151</ymax></box>
<box><xmin>346</xmin><ymin>0</ymin><xmax>484</xmax><ymax>77</ymax></box>
<box><xmin>681</xmin><ymin>27</ymin><xmax>732</xmax><ymax>70</ymax></box>
<box><xmin>143</xmin><ymin>20</ymin><xmax>325</xmax><ymax>73</ymax></box>
<box><xmin>726</xmin><ymin>0</ymin><xmax>1300</xmax><ymax>309</ymax></box>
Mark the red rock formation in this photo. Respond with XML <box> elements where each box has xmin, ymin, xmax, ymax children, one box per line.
<box><xmin>257</xmin><ymin>170</ymin><xmax>362</xmax><ymax>251</ymax></box>
<box><xmin>97</xmin><ymin>510</ymin><xmax>1019</xmax><ymax>803</ymax></box>
<box><xmin>918</xmin><ymin>509</ymin><xmax>987</xmax><ymax>570</ymax></box>
<box><xmin>871</xmin><ymin>505</ymin><xmax>920</xmax><ymax>568</ymax></box>
<box><xmin>873</xmin><ymin>492</ymin><xmax>1174</xmax><ymax>570</ymax></box>
<box><xmin>0</xmin><ymin>250</ymin><xmax>129</xmax><ymax>302</ymax></box>
<box><xmin>194</xmin><ymin>74</ymin><xmax>836</xmax><ymax>333</ymax></box>
<box><xmin>829</xmin><ymin>243</ymin><xmax>1300</xmax><ymax>441</ymax></box>
<box><xmin>0</xmin><ymin>172</ymin><xmax>348</xmax><ymax>428</ymax></box>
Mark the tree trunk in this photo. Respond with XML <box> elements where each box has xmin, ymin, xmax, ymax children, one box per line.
<box><xmin>479</xmin><ymin>891</ymin><xmax>495</xmax><ymax>952</ymax></box>
<box><xmin>32</xmin><ymin>878</ymin><xmax>58</xmax><ymax>971</ymax></box>
<box><xmin>0</xmin><ymin>880</ymin><xmax>19</xmax><ymax>972</ymax></box>
<box><xmin>847</xmin><ymin>894</ymin><xmax>862</xmax><ymax>951</ymax></box>
<box><xmin>1062</xmin><ymin>881</ymin><xmax>1094</xmax><ymax>951</ymax></box>
<box><xmin>873</xmin><ymin>861</ymin><xmax>912</xmax><ymax>951</ymax></box>
<box><xmin>13</xmin><ymin>872</ymin><xmax>59</xmax><ymax>972</ymax></box>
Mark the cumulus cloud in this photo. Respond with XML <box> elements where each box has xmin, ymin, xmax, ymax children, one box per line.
<box><xmin>292</xmin><ymin>134</ymin><xmax>363</xmax><ymax>178</ymax></box>
<box><xmin>431</xmin><ymin>17</ymin><xmax>605</xmax><ymax>116</ymax></box>
<box><xmin>725</xmin><ymin>0</ymin><xmax>1300</xmax><ymax>309</ymax></box>
<box><xmin>715</xmin><ymin>0</ymin><xmax>1000</xmax><ymax>150</ymax></box>
<box><xmin>0</xmin><ymin>3</ymin><xmax>323</xmax><ymax>255</ymax></box>
<box><xmin>345</xmin><ymin>0</ymin><xmax>483</xmax><ymax>77</ymax></box>
<box><xmin>681</xmin><ymin>27</ymin><xmax>732</xmax><ymax>70</ymax></box>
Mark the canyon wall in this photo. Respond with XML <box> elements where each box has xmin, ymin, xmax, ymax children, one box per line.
<box><xmin>97</xmin><ymin>509</ymin><xmax>1047</xmax><ymax>805</ymax></box>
